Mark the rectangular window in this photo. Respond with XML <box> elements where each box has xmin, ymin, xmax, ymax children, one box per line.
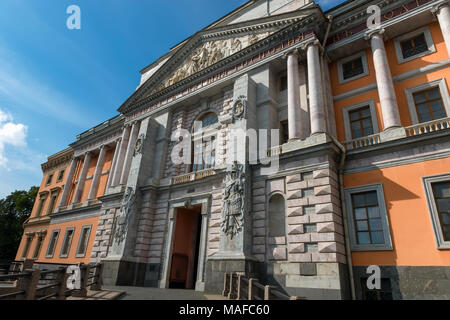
<box><xmin>348</xmin><ymin>106</ymin><xmax>374</xmax><ymax>139</ymax></box>
<box><xmin>345</xmin><ymin>184</ymin><xmax>392</xmax><ymax>251</ymax></box>
<box><xmin>76</xmin><ymin>225</ymin><xmax>92</xmax><ymax>257</ymax></box>
<box><xmin>22</xmin><ymin>236</ymin><xmax>33</xmax><ymax>259</ymax></box>
<box><xmin>47</xmin><ymin>194</ymin><xmax>58</xmax><ymax>215</ymax></box>
<box><xmin>400</xmin><ymin>33</ymin><xmax>428</xmax><ymax>59</ymax></box>
<box><xmin>60</xmin><ymin>228</ymin><xmax>75</xmax><ymax>258</ymax></box>
<box><xmin>46</xmin><ymin>230</ymin><xmax>60</xmax><ymax>258</ymax></box>
<box><xmin>424</xmin><ymin>174</ymin><xmax>450</xmax><ymax>249</ymax></box>
<box><xmin>35</xmin><ymin>198</ymin><xmax>46</xmax><ymax>217</ymax></box>
<box><xmin>413</xmin><ymin>87</ymin><xmax>446</xmax><ymax>123</ymax></box>
<box><xmin>342</xmin><ymin>57</ymin><xmax>364</xmax><ymax>80</ymax></box>
<box><xmin>32</xmin><ymin>236</ymin><xmax>44</xmax><ymax>259</ymax></box>
<box><xmin>191</xmin><ymin>136</ymin><xmax>216</xmax><ymax>172</ymax></box>
<box><xmin>280</xmin><ymin>120</ymin><xmax>289</xmax><ymax>144</ymax></box>
<box><xmin>57</xmin><ymin>170</ymin><xmax>65</xmax><ymax>182</ymax></box>
<box><xmin>46</xmin><ymin>174</ymin><xmax>53</xmax><ymax>185</ymax></box>
<box><xmin>394</xmin><ymin>27</ymin><xmax>435</xmax><ymax>63</ymax></box>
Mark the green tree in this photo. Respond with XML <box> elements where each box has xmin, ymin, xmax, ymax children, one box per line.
<box><xmin>0</xmin><ymin>186</ymin><xmax>38</xmax><ymax>260</ymax></box>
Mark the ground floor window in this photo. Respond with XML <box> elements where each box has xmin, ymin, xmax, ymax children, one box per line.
<box><xmin>60</xmin><ymin>228</ymin><xmax>75</xmax><ymax>258</ymax></box>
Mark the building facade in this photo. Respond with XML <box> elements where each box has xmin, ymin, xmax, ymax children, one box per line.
<box><xmin>16</xmin><ymin>0</ymin><xmax>450</xmax><ymax>299</ymax></box>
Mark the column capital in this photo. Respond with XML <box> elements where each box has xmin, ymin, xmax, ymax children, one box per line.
<box><xmin>282</xmin><ymin>49</ymin><xmax>300</xmax><ymax>59</ymax></box>
<box><xmin>300</xmin><ymin>36</ymin><xmax>320</xmax><ymax>51</ymax></box>
<box><xmin>364</xmin><ymin>27</ymin><xmax>385</xmax><ymax>41</ymax></box>
<box><xmin>431</xmin><ymin>0</ymin><xmax>449</xmax><ymax>14</ymax></box>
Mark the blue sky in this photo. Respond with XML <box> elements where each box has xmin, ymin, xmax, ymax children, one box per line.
<box><xmin>0</xmin><ymin>0</ymin><xmax>344</xmax><ymax>198</ymax></box>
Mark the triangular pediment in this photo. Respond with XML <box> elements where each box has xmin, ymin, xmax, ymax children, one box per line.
<box><xmin>119</xmin><ymin>4</ymin><xmax>322</xmax><ymax>114</ymax></box>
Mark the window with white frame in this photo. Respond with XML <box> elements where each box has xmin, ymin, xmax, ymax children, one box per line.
<box><xmin>423</xmin><ymin>174</ymin><xmax>450</xmax><ymax>249</ymax></box>
<box><xmin>60</xmin><ymin>228</ymin><xmax>75</xmax><ymax>258</ymax></box>
<box><xmin>405</xmin><ymin>78</ymin><xmax>450</xmax><ymax>125</ymax></box>
<box><xmin>337</xmin><ymin>51</ymin><xmax>369</xmax><ymax>84</ymax></box>
<box><xmin>394</xmin><ymin>26</ymin><xmax>436</xmax><ymax>64</ymax></box>
<box><xmin>191</xmin><ymin>112</ymin><xmax>218</xmax><ymax>172</ymax></box>
<box><xmin>342</xmin><ymin>100</ymin><xmax>379</xmax><ymax>140</ymax></box>
<box><xmin>76</xmin><ymin>225</ymin><xmax>92</xmax><ymax>257</ymax></box>
<box><xmin>344</xmin><ymin>184</ymin><xmax>392</xmax><ymax>251</ymax></box>
<box><xmin>46</xmin><ymin>229</ymin><xmax>60</xmax><ymax>258</ymax></box>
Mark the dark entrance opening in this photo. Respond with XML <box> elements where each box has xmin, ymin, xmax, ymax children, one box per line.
<box><xmin>169</xmin><ymin>205</ymin><xmax>202</xmax><ymax>289</ymax></box>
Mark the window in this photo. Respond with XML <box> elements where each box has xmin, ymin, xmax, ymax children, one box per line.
<box><xmin>400</xmin><ymin>33</ymin><xmax>428</xmax><ymax>59</ymax></box>
<box><xmin>343</xmin><ymin>100</ymin><xmax>379</xmax><ymax>141</ymax></box>
<box><xmin>57</xmin><ymin>170</ymin><xmax>65</xmax><ymax>182</ymax></box>
<box><xmin>60</xmin><ymin>228</ymin><xmax>75</xmax><ymax>258</ymax></box>
<box><xmin>405</xmin><ymin>79</ymin><xmax>450</xmax><ymax>125</ymax></box>
<box><xmin>280</xmin><ymin>120</ymin><xmax>289</xmax><ymax>144</ymax></box>
<box><xmin>348</xmin><ymin>106</ymin><xmax>374</xmax><ymax>139</ymax></box>
<box><xmin>47</xmin><ymin>193</ymin><xmax>58</xmax><ymax>215</ymax></box>
<box><xmin>268</xmin><ymin>194</ymin><xmax>286</xmax><ymax>237</ymax></box>
<box><xmin>279</xmin><ymin>75</ymin><xmax>287</xmax><ymax>92</ymax></box>
<box><xmin>344</xmin><ymin>184</ymin><xmax>392</xmax><ymax>251</ymax></box>
<box><xmin>46</xmin><ymin>174</ymin><xmax>53</xmax><ymax>185</ymax></box>
<box><xmin>191</xmin><ymin>112</ymin><xmax>218</xmax><ymax>172</ymax></box>
<box><xmin>423</xmin><ymin>174</ymin><xmax>450</xmax><ymax>249</ymax></box>
<box><xmin>394</xmin><ymin>27</ymin><xmax>435</xmax><ymax>64</ymax></box>
<box><xmin>46</xmin><ymin>230</ymin><xmax>60</xmax><ymax>258</ymax></box>
<box><xmin>76</xmin><ymin>225</ymin><xmax>92</xmax><ymax>257</ymax></box>
<box><xmin>413</xmin><ymin>88</ymin><xmax>446</xmax><ymax>123</ymax></box>
<box><xmin>342</xmin><ymin>57</ymin><xmax>364</xmax><ymax>80</ymax></box>
<box><xmin>337</xmin><ymin>51</ymin><xmax>369</xmax><ymax>84</ymax></box>
<box><xmin>32</xmin><ymin>233</ymin><xmax>45</xmax><ymax>259</ymax></box>
<box><xmin>22</xmin><ymin>234</ymin><xmax>34</xmax><ymax>259</ymax></box>
<box><xmin>35</xmin><ymin>197</ymin><xmax>47</xmax><ymax>217</ymax></box>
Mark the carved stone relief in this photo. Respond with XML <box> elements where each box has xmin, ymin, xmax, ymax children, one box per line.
<box><xmin>113</xmin><ymin>187</ymin><xmax>136</xmax><ymax>245</ymax></box>
<box><xmin>151</xmin><ymin>32</ymin><xmax>272</xmax><ymax>94</ymax></box>
<box><xmin>221</xmin><ymin>161</ymin><xmax>246</xmax><ymax>238</ymax></box>
<box><xmin>134</xmin><ymin>133</ymin><xmax>145</xmax><ymax>156</ymax></box>
<box><xmin>232</xmin><ymin>95</ymin><xmax>247</xmax><ymax>122</ymax></box>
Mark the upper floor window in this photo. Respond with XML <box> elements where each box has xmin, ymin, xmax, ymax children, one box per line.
<box><xmin>280</xmin><ymin>120</ymin><xmax>289</xmax><ymax>144</ymax></box>
<box><xmin>405</xmin><ymin>79</ymin><xmax>450</xmax><ymax>125</ymax></box>
<box><xmin>191</xmin><ymin>112</ymin><xmax>218</xmax><ymax>172</ymax></box>
<box><xmin>46</xmin><ymin>230</ymin><xmax>60</xmax><ymax>258</ymax></box>
<box><xmin>60</xmin><ymin>228</ymin><xmax>75</xmax><ymax>258</ymax></box>
<box><xmin>22</xmin><ymin>234</ymin><xmax>34</xmax><ymax>259</ymax></box>
<box><xmin>413</xmin><ymin>88</ymin><xmax>446</xmax><ymax>123</ymax></box>
<box><xmin>76</xmin><ymin>225</ymin><xmax>92</xmax><ymax>258</ymax></box>
<box><xmin>46</xmin><ymin>192</ymin><xmax>59</xmax><ymax>215</ymax></box>
<box><xmin>349</xmin><ymin>106</ymin><xmax>374</xmax><ymax>139</ymax></box>
<box><xmin>343</xmin><ymin>100</ymin><xmax>379</xmax><ymax>141</ymax></box>
<box><xmin>35</xmin><ymin>195</ymin><xmax>47</xmax><ymax>217</ymax></box>
<box><xmin>337</xmin><ymin>51</ymin><xmax>369</xmax><ymax>84</ymax></box>
<box><xmin>279</xmin><ymin>75</ymin><xmax>287</xmax><ymax>92</ymax></box>
<box><xmin>57</xmin><ymin>170</ymin><xmax>65</xmax><ymax>182</ymax></box>
<box><xmin>423</xmin><ymin>174</ymin><xmax>450</xmax><ymax>249</ymax></box>
<box><xmin>394</xmin><ymin>27</ymin><xmax>435</xmax><ymax>64</ymax></box>
<box><xmin>344</xmin><ymin>184</ymin><xmax>392</xmax><ymax>251</ymax></box>
<box><xmin>46</xmin><ymin>174</ymin><xmax>53</xmax><ymax>185</ymax></box>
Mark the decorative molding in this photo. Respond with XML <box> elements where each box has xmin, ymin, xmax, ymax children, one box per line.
<box><xmin>113</xmin><ymin>187</ymin><xmax>136</xmax><ymax>244</ymax></box>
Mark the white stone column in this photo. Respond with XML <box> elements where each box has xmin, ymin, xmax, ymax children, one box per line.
<box><xmin>304</xmin><ymin>38</ymin><xmax>327</xmax><ymax>135</ymax></box>
<box><xmin>111</xmin><ymin>125</ymin><xmax>131</xmax><ymax>186</ymax></box>
<box><xmin>366</xmin><ymin>29</ymin><xmax>401</xmax><ymax>130</ymax></box>
<box><xmin>106</xmin><ymin>139</ymin><xmax>121</xmax><ymax>188</ymax></box>
<box><xmin>88</xmin><ymin>145</ymin><xmax>108</xmax><ymax>200</ymax></box>
<box><xmin>298</xmin><ymin>63</ymin><xmax>310</xmax><ymax>139</ymax></box>
<box><xmin>120</xmin><ymin>121</ymin><xmax>140</xmax><ymax>185</ymax></box>
<box><xmin>72</xmin><ymin>152</ymin><xmax>92</xmax><ymax>204</ymax></box>
<box><xmin>286</xmin><ymin>50</ymin><xmax>303</xmax><ymax>140</ymax></box>
<box><xmin>58</xmin><ymin>157</ymin><xmax>78</xmax><ymax>207</ymax></box>
<box><xmin>433</xmin><ymin>2</ymin><xmax>450</xmax><ymax>55</ymax></box>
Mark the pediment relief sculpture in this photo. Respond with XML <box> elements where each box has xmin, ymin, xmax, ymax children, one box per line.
<box><xmin>150</xmin><ymin>31</ymin><xmax>273</xmax><ymax>95</ymax></box>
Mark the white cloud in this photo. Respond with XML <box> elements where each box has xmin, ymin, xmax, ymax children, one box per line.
<box><xmin>0</xmin><ymin>108</ymin><xmax>28</xmax><ymax>167</ymax></box>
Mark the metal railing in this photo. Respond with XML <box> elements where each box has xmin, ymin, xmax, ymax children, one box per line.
<box><xmin>222</xmin><ymin>272</ymin><xmax>305</xmax><ymax>300</ymax></box>
<box><xmin>0</xmin><ymin>260</ymin><xmax>103</xmax><ymax>300</ymax></box>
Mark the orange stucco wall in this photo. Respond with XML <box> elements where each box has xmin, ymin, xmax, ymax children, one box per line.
<box><xmin>344</xmin><ymin>157</ymin><xmax>450</xmax><ymax>267</ymax></box>
<box><xmin>330</xmin><ymin>22</ymin><xmax>450</xmax><ymax>142</ymax></box>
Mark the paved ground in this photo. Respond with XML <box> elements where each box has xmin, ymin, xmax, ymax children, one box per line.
<box><xmin>67</xmin><ymin>289</ymin><xmax>126</xmax><ymax>300</ymax></box>
<box><xmin>103</xmin><ymin>286</ymin><xmax>227</xmax><ymax>300</ymax></box>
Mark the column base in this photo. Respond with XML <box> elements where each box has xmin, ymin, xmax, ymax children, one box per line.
<box><xmin>101</xmin><ymin>259</ymin><xmax>161</xmax><ymax>287</ymax></box>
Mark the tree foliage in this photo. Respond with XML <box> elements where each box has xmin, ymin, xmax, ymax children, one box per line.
<box><xmin>0</xmin><ymin>186</ymin><xmax>38</xmax><ymax>260</ymax></box>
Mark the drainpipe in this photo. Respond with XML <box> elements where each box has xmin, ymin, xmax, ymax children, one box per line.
<box><xmin>321</xmin><ymin>15</ymin><xmax>333</xmax><ymax>56</ymax></box>
<box><xmin>330</xmin><ymin>135</ymin><xmax>356</xmax><ymax>300</ymax></box>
